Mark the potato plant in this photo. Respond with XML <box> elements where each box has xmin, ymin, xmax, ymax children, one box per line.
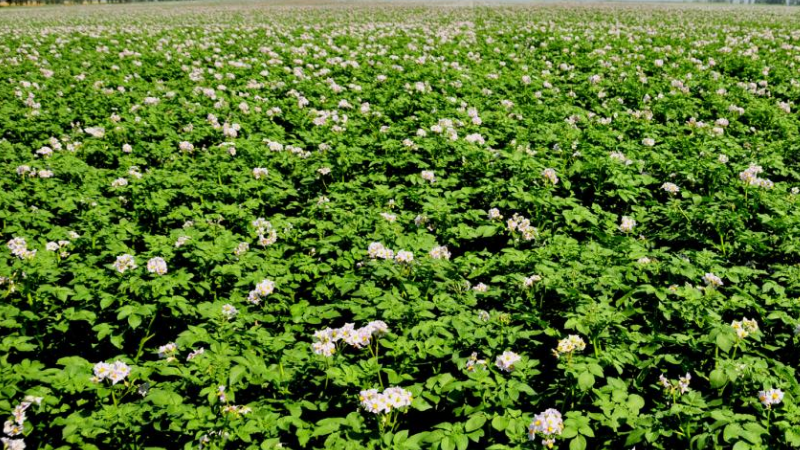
<box><xmin>1</xmin><ymin>3</ymin><xmax>800</xmax><ymax>450</ymax></box>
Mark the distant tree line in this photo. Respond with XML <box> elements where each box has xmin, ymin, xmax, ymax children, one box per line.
<box><xmin>707</xmin><ymin>0</ymin><xmax>800</xmax><ymax>5</ymax></box>
<box><xmin>1</xmin><ymin>0</ymin><xmax>193</xmax><ymax>5</ymax></box>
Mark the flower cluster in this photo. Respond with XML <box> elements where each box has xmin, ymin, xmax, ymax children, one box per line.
<box><xmin>312</xmin><ymin>321</ymin><xmax>389</xmax><ymax>356</ymax></box>
<box><xmin>542</xmin><ymin>168</ymin><xmax>559</xmax><ymax>185</ymax></box>
<box><xmin>659</xmin><ymin>372</ymin><xmax>691</xmax><ymax>395</ymax></box>
<box><xmin>731</xmin><ymin>317</ymin><xmax>759</xmax><ymax>339</ymax></box>
<box><xmin>703</xmin><ymin>272</ymin><xmax>723</xmax><ymax>287</ymax></box>
<box><xmin>758</xmin><ymin>389</ymin><xmax>784</xmax><ymax>409</ymax></box>
<box><xmin>252</xmin><ymin>167</ymin><xmax>268</xmax><ymax>179</ymax></box>
<box><xmin>528</xmin><ymin>409</ymin><xmax>564</xmax><ymax>448</ymax></box>
<box><xmin>421</xmin><ymin>170</ymin><xmax>436</xmax><ymax>183</ymax></box>
<box><xmin>465</xmin><ymin>352</ymin><xmax>487</xmax><ymax>372</ymax></box>
<box><xmin>394</xmin><ymin>250</ymin><xmax>414</xmax><ymax>263</ymax></box>
<box><xmin>610</xmin><ymin>151</ymin><xmax>633</xmax><ymax>165</ymax></box>
<box><xmin>175</xmin><ymin>236</ymin><xmax>190</xmax><ymax>248</ymax></box>
<box><xmin>92</xmin><ymin>360</ymin><xmax>131</xmax><ymax>385</ymax></box>
<box><xmin>429</xmin><ymin>245</ymin><xmax>451</xmax><ymax>260</ymax></box>
<box><xmin>221</xmin><ymin>404</ymin><xmax>253</xmax><ymax>417</ymax></box>
<box><xmin>495</xmin><ymin>351</ymin><xmax>521</xmax><ymax>372</ymax></box>
<box><xmin>553</xmin><ymin>335</ymin><xmax>586</xmax><ymax>359</ymax></box>
<box><xmin>619</xmin><ymin>216</ymin><xmax>636</xmax><ymax>233</ymax></box>
<box><xmin>3</xmin><ymin>396</ymin><xmax>41</xmax><ymax>450</ymax></box>
<box><xmin>739</xmin><ymin>164</ymin><xmax>773</xmax><ymax>189</ymax></box>
<box><xmin>661</xmin><ymin>182</ymin><xmax>680</xmax><ymax>194</ymax></box>
<box><xmin>507</xmin><ymin>213</ymin><xmax>538</xmax><ymax>241</ymax></box>
<box><xmin>252</xmin><ymin>217</ymin><xmax>277</xmax><ymax>246</ymax></box>
<box><xmin>230</xmin><ymin>241</ymin><xmax>248</xmax><ymax>257</ymax></box>
<box><xmin>113</xmin><ymin>254</ymin><xmax>137</xmax><ymax>273</ymax></box>
<box><xmin>222</xmin><ymin>304</ymin><xmax>238</xmax><ymax>320</ymax></box>
<box><xmin>16</xmin><ymin>165</ymin><xmax>54</xmax><ymax>179</ymax></box>
<box><xmin>7</xmin><ymin>237</ymin><xmax>36</xmax><ymax>260</ymax></box>
<box><xmin>472</xmin><ymin>282</ymin><xmax>489</xmax><ymax>293</ymax></box>
<box><xmin>368</xmin><ymin>242</ymin><xmax>394</xmax><ymax>259</ymax></box>
<box><xmin>157</xmin><ymin>342</ymin><xmax>178</xmax><ymax>361</ymax></box>
<box><xmin>523</xmin><ymin>274</ymin><xmax>542</xmax><ymax>288</ymax></box>
<box><xmin>146</xmin><ymin>257</ymin><xmax>168</xmax><ymax>275</ymax></box>
<box><xmin>247</xmin><ymin>279</ymin><xmax>275</xmax><ymax>305</ymax></box>
<box><xmin>359</xmin><ymin>387</ymin><xmax>412</xmax><ymax>414</ymax></box>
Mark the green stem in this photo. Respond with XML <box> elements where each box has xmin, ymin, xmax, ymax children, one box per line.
<box><xmin>134</xmin><ymin>312</ymin><xmax>158</xmax><ymax>363</ymax></box>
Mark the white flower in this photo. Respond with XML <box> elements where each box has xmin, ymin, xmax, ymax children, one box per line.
<box><xmin>1</xmin><ymin>438</ymin><xmax>26</xmax><ymax>450</ymax></box>
<box><xmin>421</xmin><ymin>170</ymin><xmax>436</xmax><ymax>183</ymax></box>
<box><xmin>380</xmin><ymin>212</ymin><xmax>397</xmax><ymax>222</ymax></box>
<box><xmin>731</xmin><ymin>317</ymin><xmax>759</xmax><ymax>339</ymax></box>
<box><xmin>718</xmin><ymin>154</ymin><xmax>729</xmax><ymax>164</ymax></box>
<box><xmin>111</xmin><ymin>178</ymin><xmax>128</xmax><ymax>188</ymax></box>
<box><xmin>179</xmin><ymin>141</ymin><xmax>194</xmax><ymax>152</ymax></box>
<box><xmin>359</xmin><ymin>387</ymin><xmax>412</xmax><ymax>414</ymax></box>
<box><xmin>84</xmin><ymin>127</ymin><xmax>105</xmax><ymax>138</ymax></box>
<box><xmin>186</xmin><ymin>347</ymin><xmax>205</xmax><ymax>361</ymax></box>
<box><xmin>113</xmin><ymin>254</ymin><xmax>137</xmax><ymax>273</ymax></box>
<box><xmin>661</xmin><ymin>182</ymin><xmax>680</xmax><ymax>194</ymax></box>
<box><xmin>528</xmin><ymin>409</ymin><xmax>564</xmax><ymax>445</ymax></box>
<box><xmin>253</xmin><ymin>167</ymin><xmax>269</xmax><ymax>179</ymax></box>
<box><xmin>122</xmin><ymin>144</ymin><xmax>133</xmax><ymax>153</ymax></box>
<box><xmin>553</xmin><ymin>335</ymin><xmax>586</xmax><ymax>358</ymax></box>
<box><xmin>523</xmin><ymin>275</ymin><xmax>542</xmax><ymax>288</ymax></box>
<box><xmin>108</xmin><ymin>361</ymin><xmax>131</xmax><ymax>385</ymax></box>
<box><xmin>222</xmin><ymin>304</ymin><xmax>238</xmax><ymax>320</ymax></box>
<box><xmin>495</xmin><ymin>351</ymin><xmax>521</xmax><ymax>372</ymax></box>
<box><xmin>466</xmin><ymin>352</ymin><xmax>488</xmax><ymax>372</ymax></box>
<box><xmin>429</xmin><ymin>246</ymin><xmax>451</xmax><ymax>260</ymax></box>
<box><xmin>394</xmin><ymin>250</ymin><xmax>414</xmax><ymax>264</ymax></box>
<box><xmin>93</xmin><ymin>360</ymin><xmax>130</xmax><ymax>385</ymax></box>
<box><xmin>619</xmin><ymin>216</ymin><xmax>636</xmax><ymax>233</ymax></box>
<box><xmin>368</xmin><ymin>242</ymin><xmax>394</xmax><ymax>260</ymax></box>
<box><xmin>542</xmin><ymin>168</ymin><xmax>559</xmax><ymax>185</ymax></box>
<box><xmin>758</xmin><ymin>389</ymin><xmax>784</xmax><ymax>409</ymax></box>
<box><xmin>465</xmin><ymin>133</ymin><xmax>485</xmax><ymax>145</ymax></box>
<box><xmin>507</xmin><ymin>213</ymin><xmax>538</xmax><ymax>240</ymax></box>
<box><xmin>146</xmin><ymin>257</ymin><xmax>168</xmax><ymax>275</ymax></box>
<box><xmin>642</xmin><ymin>138</ymin><xmax>656</xmax><ymax>147</ymax></box>
<box><xmin>233</xmin><ymin>242</ymin><xmax>249</xmax><ymax>256</ymax></box>
<box><xmin>157</xmin><ymin>343</ymin><xmax>178</xmax><ymax>359</ymax></box>
<box><xmin>175</xmin><ymin>236</ymin><xmax>190</xmax><ymax>248</ymax></box>
<box><xmin>3</xmin><ymin>420</ymin><xmax>23</xmax><ymax>436</ymax></box>
<box><xmin>248</xmin><ymin>279</ymin><xmax>275</xmax><ymax>305</ymax></box>
<box><xmin>703</xmin><ymin>272</ymin><xmax>723</xmax><ymax>287</ymax></box>
<box><xmin>7</xmin><ymin>237</ymin><xmax>35</xmax><ymax>260</ymax></box>
<box><xmin>488</xmin><ymin>208</ymin><xmax>503</xmax><ymax>220</ymax></box>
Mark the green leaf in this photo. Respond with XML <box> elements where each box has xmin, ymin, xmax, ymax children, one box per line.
<box><xmin>441</xmin><ymin>436</ymin><xmax>455</xmax><ymax>450</ymax></box>
<box><xmin>626</xmin><ymin>394</ymin><xmax>645</xmax><ymax>412</ymax></box>
<box><xmin>465</xmin><ymin>415</ymin><xmax>486</xmax><ymax>433</ymax></box>
<box><xmin>147</xmin><ymin>389</ymin><xmax>183</xmax><ymax>406</ymax></box>
<box><xmin>709</xmin><ymin>369</ymin><xmax>727</xmax><ymax>389</ymax></box>
<box><xmin>491</xmin><ymin>416</ymin><xmax>509</xmax><ymax>431</ymax></box>
<box><xmin>577</xmin><ymin>371</ymin><xmax>595</xmax><ymax>390</ymax></box>
<box><xmin>569</xmin><ymin>435</ymin><xmax>587</xmax><ymax>450</ymax></box>
<box><xmin>716</xmin><ymin>333</ymin><xmax>734</xmax><ymax>353</ymax></box>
